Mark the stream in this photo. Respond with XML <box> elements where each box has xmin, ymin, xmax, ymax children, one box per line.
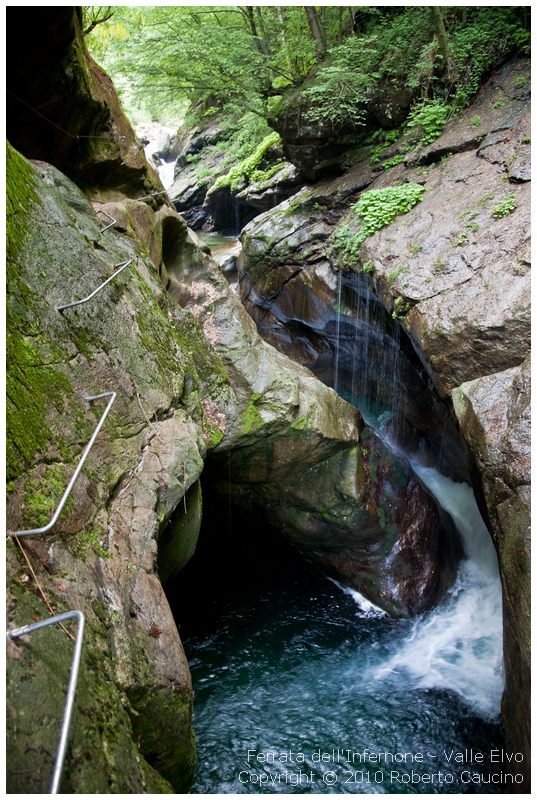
<box><xmin>168</xmin><ymin>225</ymin><xmax>509</xmax><ymax>794</ymax></box>
<box><xmin>173</xmin><ymin>496</ymin><xmax>506</xmax><ymax>794</ymax></box>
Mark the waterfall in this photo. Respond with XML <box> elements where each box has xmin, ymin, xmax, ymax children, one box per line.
<box><xmin>328</xmin><ymin>271</ymin><xmax>504</xmax><ymax>720</ymax></box>
<box><xmin>371</xmin><ymin>462</ymin><xmax>504</xmax><ymax>719</ymax></box>
<box><xmin>333</xmin><ymin>270</ymin><xmax>343</xmax><ymax>393</ymax></box>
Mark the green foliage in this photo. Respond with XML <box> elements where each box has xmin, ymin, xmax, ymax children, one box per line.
<box><xmin>448</xmin><ymin>9</ymin><xmax>530</xmax><ymax>110</ymax></box>
<box><xmin>328</xmin><ymin>225</ymin><xmax>363</xmax><ymax>269</ymax></box>
<box><xmin>369</xmin><ymin>129</ymin><xmax>402</xmax><ymax>165</ymax></box>
<box><xmin>470</xmin><ymin>115</ymin><xmax>482</xmax><ymax>128</ymax></box>
<box><xmin>86</xmin><ymin>6</ymin><xmax>354</xmax><ymax>123</ymax></box>
<box><xmin>330</xmin><ymin>184</ymin><xmax>425</xmax><ymax>267</ymax></box>
<box><xmin>388</xmin><ymin>264</ymin><xmax>408</xmax><ymax>283</ymax></box>
<box><xmin>454</xmin><ymin>232</ymin><xmax>469</xmax><ymax>246</ymax></box>
<box><xmin>392</xmin><ymin>296</ymin><xmax>412</xmax><ymax>319</ymax></box>
<box><xmin>351</xmin><ymin>184</ymin><xmax>426</xmax><ymax>244</ymax></box>
<box><xmin>407</xmin><ymin>101</ymin><xmax>450</xmax><ymax>145</ymax></box>
<box><xmin>383</xmin><ymin>154</ymin><xmax>405</xmax><ymax>170</ymax></box>
<box><xmin>491</xmin><ymin>194</ymin><xmax>517</xmax><ymax>219</ymax></box>
<box><xmin>84</xmin><ymin>6</ymin><xmax>529</xmax><ymax>171</ymax></box>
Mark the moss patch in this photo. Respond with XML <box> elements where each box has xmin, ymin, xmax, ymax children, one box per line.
<box><xmin>6</xmin><ymin>331</ymin><xmax>74</xmax><ymax>482</ymax></box>
<box><xmin>126</xmin><ymin>686</ymin><xmax>196</xmax><ymax>793</ymax></box>
<box><xmin>210</xmin><ymin>132</ymin><xmax>281</xmax><ymax>193</ymax></box>
<box><xmin>158</xmin><ymin>480</ymin><xmax>202</xmax><ymax>583</ymax></box>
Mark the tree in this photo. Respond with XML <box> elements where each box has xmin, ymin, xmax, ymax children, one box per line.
<box><xmin>82</xmin><ymin>6</ymin><xmax>113</xmax><ymax>36</ymax></box>
<box><xmin>304</xmin><ymin>6</ymin><xmax>327</xmax><ymax>60</ymax></box>
<box><xmin>431</xmin><ymin>6</ymin><xmax>451</xmax><ymax>76</ymax></box>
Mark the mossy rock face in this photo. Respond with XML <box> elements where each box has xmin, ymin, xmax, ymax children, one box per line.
<box><xmin>6</xmin><ymin>580</ymin><xmax>174</xmax><ymax>794</ymax></box>
<box><xmin>6</xmin><ymin>149</ymin><xmax>213</xmax><ymax>792</ymax></box>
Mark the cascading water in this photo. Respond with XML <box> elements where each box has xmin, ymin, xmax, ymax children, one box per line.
<box><xmin>324</xmin><ymin>271</ymin><xmax>504</xmax><ymax>724</ymax></box>
<box><xmin>167</xmin><ymin>269</ymin><xmax>508</xmax><ymax>794</ymax></box>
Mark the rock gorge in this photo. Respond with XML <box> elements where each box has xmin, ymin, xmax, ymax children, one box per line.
<box><xmin>6</xmin><ymin>6</ymin><xmax>530</xmax><ymax>794</ymax></box>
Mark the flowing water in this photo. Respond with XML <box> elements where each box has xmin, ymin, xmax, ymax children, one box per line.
<box><xmin>196</xmin><ymin>232</ymin><xmax>242</xmax><ymax>267</ymax></box>
<box><xmin>174</xmin><ymin>504</ymin><xmax>506</xmax><ymax>794</ymax></box>
<box><xmin>169</xmin><ymin>266</ymin><xmax>508</xmax><ymax>794</ymax></box>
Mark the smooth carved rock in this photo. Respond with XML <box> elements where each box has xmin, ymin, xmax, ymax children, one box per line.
<box><xmin>165</xmin><ymin>229</ymin><xmax>460</xmax><ymax>616</ymax></box>
<box><xmin>452</xmin><ymin>358</ymin><xmax>530</xmax><ymax>790</ymax></box>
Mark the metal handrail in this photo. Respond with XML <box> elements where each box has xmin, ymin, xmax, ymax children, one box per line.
<box><xmin>7</xmin><ymin>610</ymin><xmax>86</xmax><ymax>794</ymax></box>
<box><xmin>56</xmin><ymin>259</ymin><xmax>133</xmax><ymax>312</ymax></box>
<box><xmin>10</xmin><ymin>392</ymin><xmax>116</xmax><ymax>537</ymax></box>
<box><xmin>97</xmin><ymin>209</ymin><xmax>117</xmax><ymax>234</ymax></box>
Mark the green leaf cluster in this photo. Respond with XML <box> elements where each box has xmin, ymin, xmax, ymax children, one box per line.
<box><xmin>351</xmin><ymin>184</ymin><xmax>426</xmax><ymax>244</ymax></box>
<box><xmin>491</xmin><ymin>194</ymin><xmax>517</xmax><ymax>219</ymax></box>
<box><xmin>330</xmin><ymin>184</ymin><xmax>425</xmax><ymax>268</ymax></box>
<box><xmin>406</xmin><ymin>101</ymin><xmax>450</xmax><ymax>146</ymax></box>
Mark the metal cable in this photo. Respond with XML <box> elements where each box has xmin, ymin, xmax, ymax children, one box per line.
<box><xmin>7</xmin><ymin>610</ymin><xmax>86</xmax><ymax>794</ymax></box>
<box><xmin>10</xmin><ymin>392</ymin><xmax>116</xmax><ymax>537</ymax></box>
<box><xmin>56</xmin><ymin>259</ymin><xmax>133</xmax><ymax>312</ymax></box>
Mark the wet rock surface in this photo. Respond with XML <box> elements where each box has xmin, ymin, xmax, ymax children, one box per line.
<box><xmin>163</xmin><ymin>220</ymin><xmax>460</xmax><ymax>617</ymax></box>
<box><xmin>7</xmin><ymin>7</ymin><xmax>163</xmax><ymax>200</ymax></box>
<box><xmin>453</xmin><ymin>358</ymin><xmax>530</xmax><ymax>789</ymax></box>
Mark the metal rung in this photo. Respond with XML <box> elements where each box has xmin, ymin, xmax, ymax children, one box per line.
<box><xmin>10</xmin><ymin>392</ymin><xmax>116</xmax><ymax>537</ymax></box>
<box><xmin>56</xmin><ymin>259</ymin><xmax>133</xmax><ymax>312</ymax></box>
<box><xmin>97</xmin><ymin>209</ymin><xmax>117</xmax><ymax>234</ymax></box>
<box><xmin>135</xmin><ymin>189</ymin><xmax>169</xmax><ymax>202</ymax></box>
<box><xmin>7</xmin><ymin>610</ymin><xmax>85</xmax><ymax>794</ymax></box>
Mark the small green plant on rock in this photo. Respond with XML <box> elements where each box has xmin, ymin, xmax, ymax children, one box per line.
<box><xmin>383</xmin><ymin>154</ymin><xmax>405</xmax><ymax>170</ymax></box>
<box><xmin>351</xmin><ymin>184</ymin><xmax>426</xmax><ymax>243</ymax></box>
<box><xmin>491</xmin><ymin>194</ymin><xmax>517</xmax><ymax>219</ymax></box>
<box><xmin>470</xmin><ymin>114</ymin><xmax>482</xmax><ymax>128</ymax></box>
<box><xmin>407</xmin><ymin>100</ymin><xmax>450</xmax><ymax>146</ymax></box>
<box><xmin>432</xmin><ymin>257</ymin><xmax>446</xmax><ymax>275</ymax></box>
<box><xmin>388</xmin><ymin>264</ymin><xmax>408</xmax><ymax>283</ymax></box>
<box><xmin>454</xmin><ymin>232</ymin><xmax>469</xmax><ymax>246</ymax></box>
<box><xmin>392</xmin><ymin>296</ymin><xmax>411</xmax><ymax>319</ymax></box>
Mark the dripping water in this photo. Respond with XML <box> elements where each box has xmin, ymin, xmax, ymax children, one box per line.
<box><xmin>333</xmin><ymin>270</ymin><xmax>343</xmax><ymax>393</ymax></box>
<box><xmin>325</xmin><ymin>270</ymin><xmax>504</xmax><ymax>720</ymax></box>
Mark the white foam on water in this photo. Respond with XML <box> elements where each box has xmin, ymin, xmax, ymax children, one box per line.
<box><xmin>158</xmin><ymin>159</ymin><xmax>176</xmax><ymax>189</ymax></box>
<box><xmin>372</xmin><ymin>464</ymin><xmax>504</xmax><ymax>719</ymax></box>
<box><xmin>329</xmin><ymin>578</ymin><xmax>387</xmax><ymax>619</ymax></box>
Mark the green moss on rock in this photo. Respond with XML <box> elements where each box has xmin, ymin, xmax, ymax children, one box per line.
<box><xmin>6</xmin><ymin>141</ymin><xmax>39</xmax><ymax>269</ymax></box>
<box><xmin>6</xmin><ymin>324</ymin><xmax>74</xmax><ymax>482</ymax></box>
<box><xmin>126</xmin><ymin>686</ymin><xmax>196</xmax><ymax>793</ymax></box>
<box><xmin>158</xmin><ymin>480</ymin><xmax>203</xmax><ymax>583</ymax></box>
<box><xmin>22</xmin><ymin>463</ymin><xmax>74</xmax><ymax>528</ymax></box>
